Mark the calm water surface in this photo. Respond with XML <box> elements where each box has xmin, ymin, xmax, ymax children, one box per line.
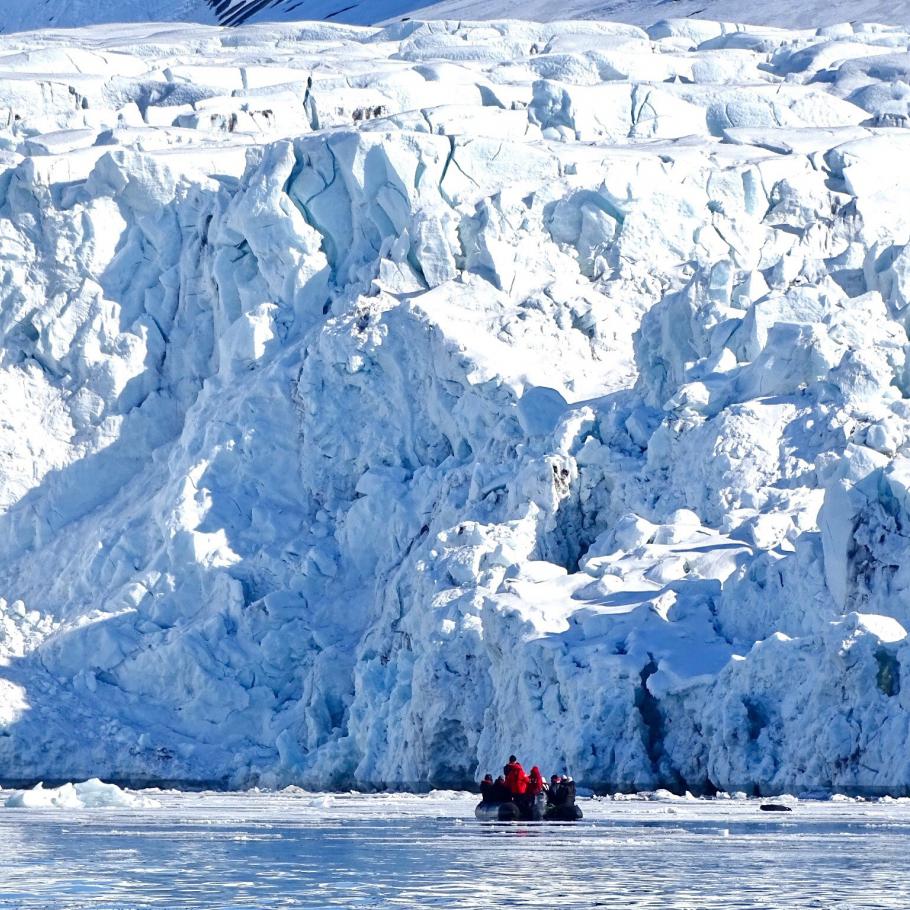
<box><xmin>0</xmin><ymin>790</ymin><xmax>907</xmax><ymax>909</ymax></box>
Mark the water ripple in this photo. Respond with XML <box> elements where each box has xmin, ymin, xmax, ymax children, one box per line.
<box><xmin>0</xmin><ymin>793</ymin><xmax>908</xmax><ymax>909</ymax></box>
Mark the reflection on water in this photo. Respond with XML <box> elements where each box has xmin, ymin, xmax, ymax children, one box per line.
<box><xmin>0</xmin><ymin>791</ymin><xmax>908</xmax><ymax>909</ymax></box>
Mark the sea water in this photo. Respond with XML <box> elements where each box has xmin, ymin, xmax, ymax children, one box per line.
<box><xmin>0</xmin><ymin>789</ymin><xmax>908</xmax><ymax>908</ymax></box>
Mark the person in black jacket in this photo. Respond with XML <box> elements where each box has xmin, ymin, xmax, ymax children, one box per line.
<box><xmin>560</xmin><ymin>776</ymin><xmax>576</xmax><ymax>807</ymax></box>
<box><xmin>490</xmin><ymin>775</ymin><xmax>513</xmax><ymax>803</ymax></box>
<box><xmin>480</xmin><ymin>774</ymin><xmax>495</xmax><ymax>803</ymax></box>
<box><xmin>547</xmin><ymin>773</ymin><xmax>564</xmax><ymax>807</ymax></box>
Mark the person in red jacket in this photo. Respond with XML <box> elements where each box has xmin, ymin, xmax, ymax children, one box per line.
<box><xmin>527</xmin><ymin>766</ymin><xmax>544</xmax><ymax>796</ymax></box>
<box><xmin>503</xmin><ymin>755</ymin><xmax>529</xmax><ymax>795</ymax></box>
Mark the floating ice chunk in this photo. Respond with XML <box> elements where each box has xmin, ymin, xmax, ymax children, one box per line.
<box><xmin>6</xmin><ymin>779</ymin><xmax>160</xmax><ymax>809</ymax></box>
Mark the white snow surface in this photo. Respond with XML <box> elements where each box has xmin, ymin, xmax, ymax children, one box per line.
<box><xmin>1</xmin><ymin>16</ymin><xmax>910</xmax><ymax>794</ymax></box>
<box><xmin>2</xmin><ymin>0</ymin><xmax>910</xmax><ymax>32</ymax></box>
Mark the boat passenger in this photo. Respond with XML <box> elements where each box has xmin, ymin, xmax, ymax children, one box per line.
<box><xmin>504</xmin><ymin>755</ymin><xmax>529</xmax><ymax>795</ymax></box>
<box><xmin>547</xmin><ymin>774</ymin><xmax>564</xmax><ymax>806</ymax></box>
<box><xmin>491</xmin><ymin>775</ymin><xmax>512</xmax><ymax>803</ymax></box>
<box><xmin>560</xmin><ymin>775</ymin><xmax>577</xmax><ymax>807</ymax></box>
<box><xmin>480</xmin><ymin>774</ymin><xmax>495</xmax><ymax>803</ymax></box>
<box><xmin>527</xmin><ymin>766</ymin><xmax>544</xmax><ymax>796</ymax></box>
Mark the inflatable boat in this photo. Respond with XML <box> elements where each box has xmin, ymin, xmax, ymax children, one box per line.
<box><xmin>474</xmin><ymin>793</ymin><xmax>582</xmax><ymax>822</ymax></box>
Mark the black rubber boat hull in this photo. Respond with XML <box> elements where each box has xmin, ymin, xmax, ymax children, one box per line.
<box><xmin>475</xmin><ymin>801</ymin><xmax>521</xmax><ymax>821</ymax></box>
<box><xmin>475</xmin><ymin>797</ymin><xmax>581</xmax><ymax>822</ymax></box>
<box><xmin>545</xmin><ymin>804</ymin><xmax>583</xmax><ymax>821</ymax></box>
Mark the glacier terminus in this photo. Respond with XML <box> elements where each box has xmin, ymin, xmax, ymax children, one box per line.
<box><xmin>1</xmin><ymin>12</ymin><xmax>910</xmax><ymax>798</ymax></box>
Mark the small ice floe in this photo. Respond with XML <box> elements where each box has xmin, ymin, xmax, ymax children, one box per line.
<box><xmin>648</xmin><ymin>789</ymin><xmax>686</xmax><ymax>801</ymax></box>
<box><xmin>5</xmin><ymin>779</ymin><xmax>160</xmax><ymax>809</ymax></box>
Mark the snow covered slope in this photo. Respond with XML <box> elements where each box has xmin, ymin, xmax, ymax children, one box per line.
<box><xmin>2</xmin><ymin>0</ymin><xmax>910</xmax><ymax>32</ymax></box>
<box><xmin>2</xmin><ymin>16</ymin><xmax>910</xmax><ymax>793</ymax></box>
<box><xmin>404</xmin><ymin>0</ymin><xmax>910</xmax><ymax>30</ymax></box>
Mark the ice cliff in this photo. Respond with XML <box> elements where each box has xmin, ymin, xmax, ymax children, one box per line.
<box><xmin>2</xmin><ymin>17</ymin><xmax>910</xmax><ymax>794</ymax></box>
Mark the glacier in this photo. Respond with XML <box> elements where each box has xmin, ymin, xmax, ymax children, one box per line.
<box><xmin>2</xmin><ymin>15</ymin><xmax>910</xmax><ymax>794</ymax></box>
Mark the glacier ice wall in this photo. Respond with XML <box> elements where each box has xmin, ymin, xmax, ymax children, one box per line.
<box><xmin>2</xmin><ymin>17</ymin><xmax>910</xmax><ymax>793</ymax></box>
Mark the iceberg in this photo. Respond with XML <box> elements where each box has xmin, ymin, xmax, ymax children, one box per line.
<box><xmin>5</xmin><ymin>779</ymin><xmax>161</xmax><ymax>809</ymax></box>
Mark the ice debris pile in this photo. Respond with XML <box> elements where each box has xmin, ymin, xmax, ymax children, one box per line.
<box><xmin>3</xmin><ymin>17</ymin><xmax>910</xmax><ymax>794</ymax></box>
<box><xmin>5</xmin><ymin>779</ymin><xmax>160</xmax><ymax>808</ymax></box>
